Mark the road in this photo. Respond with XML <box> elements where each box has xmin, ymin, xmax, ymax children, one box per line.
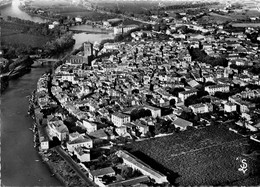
<box><xmin>54</xmin><ymin>146</ymin><xmax>96</xmax><ymax>186</ymax></box>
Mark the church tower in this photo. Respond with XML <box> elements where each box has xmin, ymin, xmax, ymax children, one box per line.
<box><xmin>83</xmin><ymin>42</ymin><xmax>93</xmax><ymax>58</ymax></box>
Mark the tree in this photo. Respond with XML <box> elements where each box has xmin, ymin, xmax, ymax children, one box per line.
<box><xmin>168</xmin><ymin>87</ymin><xmax>185</xmax><ymax>97</ymax></box>
<box><xmin>197</xmin><ymin>90</ymin><xmax>209</xmax><ymax>98</ymax></box>
<box><xmin>180</xmin><ymin>111</ymin><xmax>195</xmax><ymax>121</ymax></box>
<box><xmin>132</xmin><ymin>89</ymin><xmax>139</xmax><ymax>94</ymax></box>
<box><xmin>153</xmin><ymin>24</ymin><xmax>160</xmax><ymax>32</ymax></box>
<box><xmin>214</xmin><ymin>91</ymin><xmax>231</xmax><ymax>100</ymax></box>
<box><xmin>121</xmin><ymin>167</ymin><xmax>133</xmax><ymax>179</ymax></box>
<box><xmin>184</xmin><ymin>94</ymin><xmax>199</xmax><ymax>106</ymax></box>
<box><xmin>102</xmin><ymin>175</ymin><xmax>116</xmax><ymax>184</ymax></box>
<box><xmin>170</xmin><ymin>99</ymin><xmax>176</xmax><ymax>107</ymax></box>
<box><xmin>145</xmin><ymin>131</ymin><xmax>155</xmax><ymax>138</ymax></box>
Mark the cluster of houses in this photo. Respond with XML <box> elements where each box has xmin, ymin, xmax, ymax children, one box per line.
<box><xmin>86</xmin><ymin>150</ymin><xmax>168</xmax><ymax>186</ymax></box>
<box><xmin>32</xmin><ymin>10</ymin><xmax>260</xmax><ymax>186</ymax></box>
<box><xmin>36</xmin><ymin>73</ymin><xmax>57</xmax><ymax>110</ymax></box>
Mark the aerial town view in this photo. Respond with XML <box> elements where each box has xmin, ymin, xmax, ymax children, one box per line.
<box><xmin>1</xmin><ymin>0</ymin><xmax>260</xmax><ymax>186</ymax></box>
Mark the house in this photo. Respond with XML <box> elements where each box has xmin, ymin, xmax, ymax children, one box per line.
<box><xmin>108</xmin><ymin>176</ymin><xmax>150</xmax><ymax>187</ymax></box>
<box><xmin>205</xmin><ymin>84</ymin><xmax>229</xmax><ymax>95</ymax></box>
<box><xmin>75</xmin><ymin>17</ymin><xmax>82</xmax><ymax>23</ymax></box>
<box><xmin>89</xmin><ymin>167</ymin><xmax>115</xmax><ymax>184</ymax></box>
<box><xmin>178</xmin><ymin>90</ymin><xmax>197</xmax><ymax>101</ymax></box>
<box><xmin>224</xmin><ymin>102</ymin><xmax>237</xmax><ymax>113</ymax></box>
<box><xmin>132</xmin><ymin>121</ymin><xmax>149</xmax><ymax>137</ymax></box>
<box><xmin>143</xmin><ymin>105</ymin><xmax>161</xmax><ymax>118</ymax></box>
<box><xmin>111</xmin><ymin>112</ymin><xmax>131</xmax><ymax>127</ymax></box>
<box><xmin>68</xmin><ymin>132</ymin><xmax>82</xmax><ymax>141</ymax></box>
<box><xmin>38</xmin><ymin>126</ymin><xmax>49</xmax><ymax>151</ymax></box>
<box><xmin>172</xmin><ymin>117</ymin><xmax>193</xmax><ymax>130</ymax></box>
<box><xmin>114</xmin><ymin>25</ymin><xmax>139</xmax><ymax>35</ymax></box>
<box><xmin>82</xmin><ymin>120</ymin><xmax>97</xmax><ymax>133</ymax></box>
<box><xmin>46</xmin><ymin>120</ymin><xmax>69</xmax><ymax>142</ymax></box>
<box><xmin>88</xmin><ymin>129</ymin><xmax>108</xmax><ymax>140</ymax></box>
<box><xmin>116</xmin><ymin>150</ymin><xmax>168</xmax><ymax>184</ymax></box>
<box><xmin>189</xmin><ymin>103</ymin><xmax>212</xmax><ymax>114</ymax></box>
<box><xmin>67</xmin><ymin>135</ymin><xmax>93</xmax><ymax>152</ymax></box>
<box><xmin>66</xmin><ymin>55</ymin><xmax>88</xmax><ymax>65</ymax></box>
<box><xmin>188</xmin><ymin>80</ymin><xmax>200</xmax><ymax>88</ymax></box>
<box><xmin>115</xmin><ymin>126</ymin><xmax>127</xmax><ymax>136</ymax></box>
<box><xmin>74</xmin><ymin>147</ymin><xmax>90</xmax><ymax>162</ymax></box>
<box><xmin>236</xmin><ymin>100</ymin><xmax>255</xmax><ymax>113</ymax></box>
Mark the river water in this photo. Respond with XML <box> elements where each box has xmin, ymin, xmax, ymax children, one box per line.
<box><xmin>0</xmin><ymin>1</ymin><xmax>113</xmax><ymax>186</ymax></box>
<box><xmin>0</xmin><ymin>0</ymin><xmax>48</xmax><ymax>23</ymax></box>
<box><xmin>1</xmin><ymin>65</ymin><xmax>62</xmax><ymax>186</ymax></box>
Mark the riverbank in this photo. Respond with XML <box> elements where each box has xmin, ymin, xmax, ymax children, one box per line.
<box><xmin>18</xmin><ymin>4</ymin><xmax>55</xmax><ymax>22</ymax></box>
<box><xmin>0</xmin><ymin>0</ymin><xmax>12</xmax><ymax>8</ymax></box>
<box><xmin>28</xmin><ymin>73</ymin><xmax>91</xmax><ymax>186</ymax></box>
<box><xmin>0</xmin><ymin>75</ymin><xmax>9</xmax><ymax>94</ymax></box>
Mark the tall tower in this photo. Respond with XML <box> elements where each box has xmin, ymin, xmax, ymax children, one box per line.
<box><xmin>83</xmin><ymin>42</ymin><xmax>93</xmax><ymax>58</ymax></box>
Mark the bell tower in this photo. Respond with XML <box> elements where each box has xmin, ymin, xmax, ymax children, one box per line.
<box><xmin>83</xmin><ymin>42</ymin><xmax>93</xmax><ymax>58</ymax></box>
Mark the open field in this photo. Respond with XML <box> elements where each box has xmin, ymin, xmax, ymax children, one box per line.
<box><xmin>1</xmin><ymin>22</ymin><xmax>50</xmax><ymax>47</ymax></box>
<box><xmin>1</xmin><ymin>28</ymin><xmax>22</xmax><ymax>36</ymax></box>
<box><xmin>58</xmin><ymin>11</ymin><xmax>116</xmax><ymax>20</ymax></box>
<box><xmin>2</xmin><ymin>33</ymin><xmax>50</xmax><ymax>48</ymax></box>
<box><xmin>29</xmin><ymin>0</ymin><xmax>72</xmax><ymax>8</ymax></box>
<box><xmin>232</xmin><ymin>23</ymin><xmax>260</xmax><ymax>27</ymax></box>
<box><xmin>125</xmin><ymin>125</ymin><xmax>259</xmax><ymax>185</ymax></box>
<box><xmin>69</xmin><ymin>25</ymin><xmax>112</xmax><ymax>33</ymax></box>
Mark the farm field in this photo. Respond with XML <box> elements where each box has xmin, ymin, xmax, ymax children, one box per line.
<box><xmin>125</xmin><ymin>125</ymin><xmax>260</xmax><ymax>185</ymax></box>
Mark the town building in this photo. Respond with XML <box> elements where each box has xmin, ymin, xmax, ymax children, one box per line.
<box><xmin>205</xmin><ymin>84</ymin><xmax>230</xmax><ymax>95</ymax></box>
<box><xmin>224</xmin><ymin>102</ymin><xmax>237</xmax><ymax>113</ymax></box>
<box><xmin>178</xmin><ymin>90</ymin><xmax>197</xmax><ymax>101</ymax></box>
<box><xmin>172</xmin><ymin>117</ymin><xmax>193</xmax><ymax>130</ymax></box>
<box><xmin>116</xmin><ymin>150</ymin><xmax>168</xmax><ymax>184</ymax></box>
<box><xmin>111</xmin><ymin>112</ymin><xmax>131</xmax><ymax>127</ymax></box>
<box><xmin>67</xmin><ymin>135</ymin><xmax>93</xmax><ymax>152</ymax></box>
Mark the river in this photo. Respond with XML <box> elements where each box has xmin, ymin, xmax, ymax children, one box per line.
<box><xmin>1</xmin><ymin>65</ymin><xmax>62</xmax><ymax>186</ymax></box>
<box><xmin>0</xmin><ymin>1</ymin><xmax>113</xmax><ymax>186</ymax></box>
<box><xmin>0</xmin><ymin>0</ymin><xmax>48</xmax><ymax>23</ymax></box>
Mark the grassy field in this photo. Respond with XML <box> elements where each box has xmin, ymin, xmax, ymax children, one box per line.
<box><xmin>232</xmin><ymin>23</ymin><xmax>260</xmax><ymax>27</ymax></box>
<box><xmin>29</xmin><ymin>0</ymin><xmax>71</xmax><ymax>8</ymax></box>
<box><xmin>69</xmin><ymin>25</ymin><xmax>112</xmax><ymax>33</ymax></box>
<box><xmin>125</xmin><ymin>125</ymin><xmax>259</xmax><ymax>185</ymax></box>
<box><xmin>1</xmin><ymin>21</ymin><xmax>50</xmax><ymax>48</ymax></box>
<box><xmin>59</xmin><ymin>11</ymin><xmax>116</xmax><ymax>20</ymax></box>
<box><xmin>95</xmin><ymin>1</ymin><xmax>160</xmax><ymax>14</ymax></box>
<box><xmin>2</xmin><ymin>33</ymin><xmax>50</xmax><ymax>48</ymax></box>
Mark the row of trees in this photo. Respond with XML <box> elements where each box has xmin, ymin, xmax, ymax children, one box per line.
<box><xmin>43</xmin><ymin>32</ymin><xmax>75</xmax><ymax>56</ymax></box>
<box><xmin>130</xmin><ymin>108</ymin><xmax>152</xmax><ymax>121</ymax></box>
<box><xmin>8</xmin><ymin>55</ymin><xmax>34</xmax><ymax>71</ymax></box>
<box><xmin>5</xmin><ymin>17</ymin><xmax>64</xmax><ymax>38</ymax></box>
<box><xmin>154</xmin><ymin>118</ymin><xmax>179</xmax><ymax>135</ymax></box>
<box><xmin>188</xmin><ymin>47</ymin><xmax>228</xmax><ymax>67</ymax></box>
